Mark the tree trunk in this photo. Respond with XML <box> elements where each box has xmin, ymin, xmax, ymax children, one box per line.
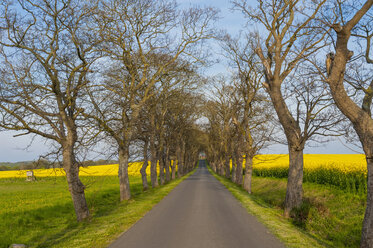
<box><xmin>171</xmin><ymin>159</ymin><xmax>176</xmax><ymax>180</ymax></box>
<box><xmin>165</xmin><ymin>148</ymin><xmax>171</xmax><ymax>182</ymax></box>
<box><xmin>235</xmin><ymin>153</ymin><xmax>243</xmax><ymax>185</ymax></box>
<box><xmin>140</xmin><ymin>160</ymin><xmax>148</xmax><ymax>191</ymax></box>
<box><xmin>243</xmin><ymin>155</ymin><xmax>253</xmax><ymax>194</ymax></box>
<box><xmin>176</xmin><ymin>142</ymin><xmax>183</xmax><ymax>178</ymax></box>
<box><xmin>325</xmin><ymin>18</ymin><xmax>373</xmax><ymax>246</ymax></box>
<box><xmin>150</xmin><ymin>133</ymin><xmax>158</xmax><ymax>188</ymax></box>
<box><xmin>267</xmin><ymin>82</ymin><xmax>304</xmax><ymax>217</ymax></box>
<box><xmin>284</xmin><ymin>147</ymin><xmax>304</xmax><ymax>217</ymax></box>
<box><xmin>118</xmin><ymin>146</ymin><xmax>131</xmax><ymax>201</ymax></box>
<box><xmin>63</xmin><ymin>144</ymin><xmax>89</xmax><ymax>222</ymax></box>
<box><xmin>225</xmin><ymin>153</ymin><xmax>230</xmax><ymax>178</ymax></box>
<box><xmin>140</xmin><ymin>141</ymin><xmax>149</xmax><ymax>191</ymax></box>
<box><xmin>219</xmin><ymin>157</ymin><xmax>224</xmax><ymax>176</ymax></box>
<box><xmin>362</xmin><ymin>156</ymin><xmax>373</xmax><ymax>248</ymax></box>
<box><xmin>165</xmin><ymin>159</ymin><xmax>171</xmax><ymax>182</ymax></box>
<box><xmin>159</xmin><ymin>150</ymin><xmax>165</xmax><ymax>185</ymax></box>
<box><xmin>211</xmin><ymin>162</ymin><xmax>217</xmax><ymax>172</ymax></box>
<box><xmin>231</xmin><ymin>159</ymin><xmax>236</xmax><ymax>183</ymax></box>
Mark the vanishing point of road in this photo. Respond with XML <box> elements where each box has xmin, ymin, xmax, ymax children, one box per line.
<box><xmin>109</xmin><ymin>160</ymin><xmax>285</xmax><ymax>248</ymax></box>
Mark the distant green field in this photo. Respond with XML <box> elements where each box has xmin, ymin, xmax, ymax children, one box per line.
<box><xmin>0</xmin><ymin>174</ymin><xmax>189</xmax><ymax>248</ymax></box>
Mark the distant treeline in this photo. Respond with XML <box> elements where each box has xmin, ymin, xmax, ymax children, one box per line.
<box><xmin>0</xmin><ymin>159</ymin><xmax>119</xmax><ymax>171</ymax></box>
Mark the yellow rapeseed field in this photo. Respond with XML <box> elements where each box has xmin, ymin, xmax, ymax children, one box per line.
<box><xmin>253</xmin><ymin>154</ymin><xmax>367</xmax><ymax>175</ymax></box>
<box><xmin>1</xmin><ymin>155</ymin><xmax>366</xmax><ymax>194</ymax></box>
<box><xmin>252</xmin><ymin>154</ymin><xmax>367</xmax><ymax>194</ymax></box>
<box><xmin>0</xmin><ymin>161</ymin><xmax>161</xmax><ymax>179</ymax></box>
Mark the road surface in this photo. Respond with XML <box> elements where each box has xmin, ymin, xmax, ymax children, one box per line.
<box><xmin>109</xmin><ymin>160</ymin><xmax>285</xmax><ymax>248</ymax></box>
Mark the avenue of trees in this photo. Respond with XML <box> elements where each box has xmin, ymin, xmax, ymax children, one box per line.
<box><xmin>0</xmin><ymin>0</ymin><xmax>373</xmax><ymax>247</ymax></box>
<box><xmin>204</xmin><ymin>0</ymin><xmax>373</xmax><ymax>247</ymax></box>
<box><xmin>0</xmin><ymin>0</ymin><xmax>214</xmax><ymax>221</ymax></box>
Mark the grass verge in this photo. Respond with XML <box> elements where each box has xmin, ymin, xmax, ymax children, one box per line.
<box><xmin>207</xmin><ymin>166</ymin><xmax>365</xmax><ymax>248</ymax></box>
<box><xmin>0</xmin><ymin>170</ymin><xmax>195</xmax><ymax>248</ymax></box>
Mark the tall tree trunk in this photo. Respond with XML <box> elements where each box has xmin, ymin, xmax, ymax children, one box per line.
<box><xmin>267</xmin><ymin>83</ymin><xmax>304</xmax><ymax>217</ymax></box>
<box><xmin>150</xmin><ymin>131</ymin><xmax>158</xmax><ymax>188</ymax></box>
<box><xmin>219</xmin><ymin>157</ymin><xmax>224</xmax><ymax>176</ymax></box>
<box><xmin>150</xmin><ymin>154</ymin><xmax>158</xmax><ymax>187</ymax></box>
<box><xmin>235</xmin><ymin>152</ymin><xmax>243</xmax><ymax>185</ymax></box>
<box><xmin>171</xmin><ymin>159</ymin><xmax>176</xmax><ymax>180</ymax></box>
<box><xmin>211</xmin><ymin>161</ymin><xmax>217</xmax><ymax>172</ymax></box>
<box><xmin>362</xmin><ymin>155</ymin><xmax>373</xmax><ymax>248</ymax></box>
<box><xmin>165</xmin><ymin>147</ymin><xmax>171</xmax><ymax>182</ymax></box>
<box><xmin>159</xmin><ymin>150</ymin><xmax>165</xmax><ymax>185</ymax></box>
<box><xmin>231</xmin><ymin>156</ymin><xmax>236</xmax><ymax>183</ymax></box>
<box><xmin>63</xmin><ymin>142</ymin><xmax>89</xmax><ymax>222</ymax></box>
<box><xmin>140</xmin><ymin>140</ymin><xmax>149</xmax><ymax>191</ymax></box>
<box><xmin>176</xmin><ymin>142</ymin><xmax>183</xmax><ymax>178</ymax></box>
<box><xmin>284</xmin><ymin>147</ymin><xmax>304</xmax><ymax>217</ymax></box>
<box><xmin>118</xmin><ymin>146</ymin><xmax>131</xmax><ymax>201</ymax></box>
<box><xmin>243</xmin><ymin>155</ymin><xmax>253</xmax><ymax>194</ymax></box>
<box><xmin>225</xmin><ymin>153</ymin><xmax>230</xmax><ymax>178</ymax></box>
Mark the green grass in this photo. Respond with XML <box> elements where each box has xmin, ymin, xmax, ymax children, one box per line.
<box><xmin>208</xmin><ymin>166</ymin><xmax>365</xmax><ymax>248</ymax></box>
<box><xmin>0</xmin><ymin>171</ymin><xmax>194</xmax><ymax>248</ymax></box>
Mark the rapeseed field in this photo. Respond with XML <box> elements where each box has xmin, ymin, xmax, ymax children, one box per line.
<box><xmin>0</xmin><ymin>162</ymin><xmax>149</xmax><ymax>178</ymax></box>
<box><xmin>1</xmin><ymin>154</ymin><xmax>366</xmax><ymax>194</ymax></box>
<box><xmin>253</xmin><ymin>154</ymin><xmax>367</xmax><ymax>194</ymax></box>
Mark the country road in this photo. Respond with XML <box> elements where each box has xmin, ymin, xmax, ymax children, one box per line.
<box><xmin>108</xmin><ymin>160</ymin><xmax>285</xmax><ymax>248</ymax></box>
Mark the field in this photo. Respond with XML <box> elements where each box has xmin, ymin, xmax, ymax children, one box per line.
<box><xmin>0</xmin><ymin>155</ymin><xmax>367</xmax><ymax>247</ymax></box>
<box><xmin>0</xmin><ymin>161</ymin><xmax>183</xmax><ymax>248</ymax></box>
<box><xmin>252</xmin><ymin>154</ymin><xmax>367</xmax><ymax>194</ymax></box>
<box><xmin>0</xmin><ymin>161</ymin><xmax>164</xmax><ymax>178</ymax></box>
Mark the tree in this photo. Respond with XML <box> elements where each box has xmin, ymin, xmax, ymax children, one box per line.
<box><xmin>205</xmin><ymin>80</ymin><xmax>237</xmax><ymax>179</ymax></box>
<box><xmin>232</xmin><ymin>0</ymin><xmax>351</xmax><ymax>216</ymax></box>
<box><xmin>0</xmin><ymin>0</ymin><xmax>101</xmax><ymax>221</ymax></box>
<box><xmin>219</xmin><ymin>34</ymin><xmax>275</xmax><ymax>192</ymax></box>
<box><xmin>85</xmin><ymin>0</ymin><xmax>217</xmax><ymax>200</ymax></box>
<box><xmin>321</xmin><ymin>1</ymin><xmax>373</xmax><ymax>246</ymax></box>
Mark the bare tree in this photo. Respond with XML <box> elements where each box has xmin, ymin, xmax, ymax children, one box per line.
<box><xmin>231</xmin><ymin>0</ymin><xmax>352</xmax><ymax>217</ymax></box>
<box><xmin>320</xmin><ymin>1</ymin><xmax>373</xmax><ymax>246</ymax></box>
<box><xmin>85</xmin><ymin>0</ymin><xmax>217</xmax><ymax>200</ymax></box>
<box><xmin>219</xmin><ymin>34</ymin><xmax>276</xmax><ymax>192</ymax></box>
<box><xmin>0</xmin><ymin>0</ymin><xmax>101</xmax><ymax>221</ymax></box>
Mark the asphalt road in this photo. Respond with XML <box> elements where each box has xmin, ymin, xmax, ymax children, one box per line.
<box><xmin>109</xmin><ymin>160</ymin><xmax>285</xmax><ymax>248</ymax></box>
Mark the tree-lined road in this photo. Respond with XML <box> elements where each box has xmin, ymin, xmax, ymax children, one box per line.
<box><xmin>109</xmin><ymin>161</ymin><xmax>284</xmax><ymax>248</ymax></box>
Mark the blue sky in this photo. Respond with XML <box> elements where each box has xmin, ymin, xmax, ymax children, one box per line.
<box><xmin>0</xmin><ymin>0</ymin><xmax>363</xmax><ymax>162</ymax></box>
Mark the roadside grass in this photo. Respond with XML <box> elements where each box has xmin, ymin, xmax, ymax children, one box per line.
<box><xmin>208</xmin><ymin>166</ymin><xmax>365</xmax><ymax>248</ymax></box>
<box><xmin>0</xmin><ymin>171</ymin><xmax>194</xmax><ymax>248</ymax></box>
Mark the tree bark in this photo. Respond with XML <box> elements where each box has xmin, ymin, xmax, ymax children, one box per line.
<box><xmin>176</xmin><ymin>142</ymin><xmax>183</xmax><ymax>178</ymax></box>
<box><xmin>140</xmin><ymin>140</ymin><xmax>149</xmax><ymax>191</ymax></box>
<box><xmin>165</xmin><ymin>148</ymin><xmax>171</xmax><ymax>182</ymax></box>
<box><xmin>284</xmin><ymin>147</ymin><xmax>304</xmax><ymax>217</ymax></box>
<box><xmin>267</xmin><ymin>82</ymin><xmax>305</xmax><ymax>217</ymax></box>
<box><xmin>171</xmin><ymin>159</ymin><xmax>176</xmax><ymax>180</ymax></box>
<box><xmin>362</xmin><ymin>156</ymin><xmax>373</xmax><ymax>248</ymax></box>
<box><xmin>243</xmin><ymin>155</ymin><xmax>253</xmax><ymax>194</ymax></box>
<box><xmin>63</xmin><ymin>143</ymin><xmax>89</xmax><ymax>222</ymax></box>
<box><xmin>235</xmin><ymin>152</ymin><xmax>243</xmax><ymax>185</ymax></box>
<box><xmin>231</xmin><ymin>159</ymin><xmax>236</xmax><ymax>183</ymax></box>
<box><xmin>225</xmin><ymin>153</ymin><xmax>230</xmax><ymax>178</ymax></box>
<box><xmin>165</xmin><ymin>159</ymin><xmax>171</xmax><ymax>182</ymax></box>
<box><xmin>324</xmin><ymin>5</ymin><xmax>373</xmax><ymax>244</ymax></box>
<box><xmin>150</xmin><ymin>130</ymin><xmax>158</xmax><ymax>188</ymax></box>
<box><xmin>159</xmin><ymin>150</ymin><xmax>165</xmax><ymax>185</ymax></box>
<box><xmin>118</xmin><ymin>146</ymin><xmax>131</xmax><ymax>201</ymax></box>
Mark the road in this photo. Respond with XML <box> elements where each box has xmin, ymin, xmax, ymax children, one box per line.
<box><xmin>108</xmin><ymin>160</ymin><xmax>285</xmax><ymax>248</ymax></box>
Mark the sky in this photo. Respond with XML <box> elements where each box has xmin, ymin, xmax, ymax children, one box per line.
<box><xmin>0</xmin><ymin>0</ymin><xmax>363</xmax><ymax>162</ymax></box>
